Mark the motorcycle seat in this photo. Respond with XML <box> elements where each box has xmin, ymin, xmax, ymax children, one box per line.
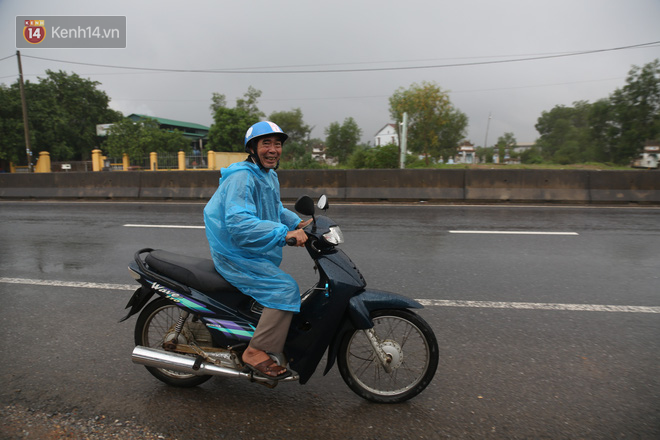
<box><xmin>145</xmin><ymin>249</ymin><xmax>241</xmax><ymax>295</ymax></box>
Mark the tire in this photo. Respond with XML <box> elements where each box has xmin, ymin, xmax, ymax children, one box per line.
<box><xmin>337</xmin><ymin>309</ymin><xmax>438</xmax><ymax>403</ymax></box>
<box><xmin>134</xmin><ymin>297</ymin><xmax>213</xmax><ymax>387</ymax></box>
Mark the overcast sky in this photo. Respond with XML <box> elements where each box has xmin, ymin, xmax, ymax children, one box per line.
<box><xmin>2</xmin><ymin>0</ymin><xmax>659</xmax><ymax>148</ymax></box>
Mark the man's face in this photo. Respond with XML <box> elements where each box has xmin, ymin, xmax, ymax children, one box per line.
<box><xmin>254</xmin><ymin>135</ymin><xmax>283</xmax><ymax>169</ymax></box>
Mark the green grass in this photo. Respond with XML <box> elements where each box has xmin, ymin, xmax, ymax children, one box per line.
<box><xmin>404</xmin><ymin>162</ymin><xmax>633</xmax><ymax>171</ymax></box>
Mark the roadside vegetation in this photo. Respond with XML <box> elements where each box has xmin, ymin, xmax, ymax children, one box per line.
<box><xmin>408</xmin><ymin>163</ymin><xmax>634</xmax><ymax>171</ymax></box>
<box><xmin>0</xmin><ymin>59</ymin><xmax>658</xmax><ymax>171</ymax></box>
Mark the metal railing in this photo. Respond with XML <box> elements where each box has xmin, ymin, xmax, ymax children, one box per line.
<box><xmin>105</xmin><ymin>154</ymin><xmax>208</xmax><ymax>171</ymax></box>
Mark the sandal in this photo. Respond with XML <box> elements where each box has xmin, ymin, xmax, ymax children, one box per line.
<box><xmin>244</xmin><ymin>358</ymin><xmax>292</xmax><ymax>380</ymax></box>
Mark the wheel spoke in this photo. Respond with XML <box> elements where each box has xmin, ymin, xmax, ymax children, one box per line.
<box><xmin>342</xmin><ymin>312</ymin><xmax>437</xmax><ymax>400</ymax></box>
<box><xmin>142</xmin><ymin>303</ymin><xmax>200</xmax><ymax>379</ymax></box>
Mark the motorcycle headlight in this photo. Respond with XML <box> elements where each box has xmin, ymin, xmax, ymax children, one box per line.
<box><xmin>323</xmin><ymin>226</ymin><xmax>344</xmax><ymax>245</ymax></box>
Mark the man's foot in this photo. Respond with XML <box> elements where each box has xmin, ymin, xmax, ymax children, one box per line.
<box><xmin>242</xmin><ymin>347</ymin><xmax>291</xmax><ymax>380</ymax></box>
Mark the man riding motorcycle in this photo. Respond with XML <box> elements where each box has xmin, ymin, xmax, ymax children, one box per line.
<box><xmin>203</xmin><ymin>121</ymin><xmax>310</xmax><ymax>380</ymax></box>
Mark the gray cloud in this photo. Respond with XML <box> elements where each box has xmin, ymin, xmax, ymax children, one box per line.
<box><xmin>2</xmin><ymin>0</ymin><xmax>659</xmax><ymax>148</ymax></box>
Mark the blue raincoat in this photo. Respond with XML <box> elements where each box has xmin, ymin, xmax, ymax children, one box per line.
<box><xmin>203</xmin><ymin>161</ymin><xmax>302</xmax><ymax>312</ymax></box>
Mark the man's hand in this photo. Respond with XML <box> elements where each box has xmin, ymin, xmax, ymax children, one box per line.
<box><xmin>286</xmin><ymin>228</ymin><xmax>308</xmax><ymax>247</ymax></box>
<box><xmin>297</xmin><ymin>218</ymin><xmax>313</xmax><ymax>229</ymax></box>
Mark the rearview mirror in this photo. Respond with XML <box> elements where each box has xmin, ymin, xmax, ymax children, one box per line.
<box><xmin>317</xmin><ymin>195</ymin><xmax>328</xmax><ymax>211</ymax></box>
<box><xmin>294</xmin><ymin>195</ymin><xmax>315</xmax><ymax>216</ymax></box>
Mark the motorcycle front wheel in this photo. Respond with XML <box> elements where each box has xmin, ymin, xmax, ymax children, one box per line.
<box><xmin>135</xmin><ymin>297</ymin><xmax>213</xmax><ymax>387</ymax></box>
<box><xmin>337</xmin><ymin>309</ymin><xmax>439</xmax><ymax>403</ymax></box>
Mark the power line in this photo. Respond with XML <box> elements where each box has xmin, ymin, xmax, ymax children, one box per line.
<box><xmin>107</xmin><ymin>76</ymin><xmax>627</xmax><ymax>104</ymax></box>
<box><xmin>11</xmin><ymin>40</ymin><xmax>660</xmax><ymax>75</ymax></box>
<box><xmin>450</xmin><ymin>76</ymin><xmax>626</xmax><ymax>94</ymax></box>
<box><xmin>0</xmin><ymin>50</ymin><xmax>634</xmax><ymax>103</ymax></box>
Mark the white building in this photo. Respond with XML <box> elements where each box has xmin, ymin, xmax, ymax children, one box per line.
<box><xmin>311</xmin><ymin>144</ymin><xmax>338</xmax><ymax>166</ymax></box>
<box><xmin>374</xmin><ymin>123</ymin><xmax>399</xmax><ymax>147</ymax></box>
<box><xmin>632</xmin><ymin>144</ymin><xmax>660</xmax><ymax>169</ymax></box>
<box><xmin>455</xmin><ymin>141</ymin><xmax>476</xmax><ymax>164</ymax></box>
<box><xmin>512</xmin><ymin>143</ymin><xmax>535</xmax><ymax>154</ymax></box>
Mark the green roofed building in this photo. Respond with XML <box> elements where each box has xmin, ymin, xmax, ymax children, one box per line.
<box><xmin>127</xmin><ymin>114</ymin><xmax>210</xmax><ymax>150</ymax></box>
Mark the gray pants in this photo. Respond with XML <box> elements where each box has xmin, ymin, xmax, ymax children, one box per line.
<box><xmin>249</xmin><ymin>307</ymin><xmax>293</xmax><ymax>354</ymax></box>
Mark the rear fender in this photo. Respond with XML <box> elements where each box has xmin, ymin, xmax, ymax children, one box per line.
<box><xmin>323</xmin><ymin>289</ymin><xmax>423</xmax><ymax>375</ymax></box>
<box><xmin>119</xmin><ymin>249</ymin><xmax>182</xmax><ymax>323</ymax></box>
<box><xmin>119</xmin><ymin>287</ymin><xmax>155</xmax><ymax>322</ymax></box>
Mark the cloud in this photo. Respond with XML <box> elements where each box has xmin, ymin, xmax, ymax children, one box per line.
<box><xmin>1</xmin><ymin>0</ymin><xmax>659</xmax><ymax>148</ymax></box>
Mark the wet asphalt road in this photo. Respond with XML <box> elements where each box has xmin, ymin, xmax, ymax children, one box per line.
<box><xmin>0</xmin><ymin>200</ymin><xmax>659</xmax><ymax>439</ymax></box>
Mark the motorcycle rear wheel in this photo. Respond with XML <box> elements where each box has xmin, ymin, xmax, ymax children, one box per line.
<box><xmin>135</xmin><ymin>297</ymin><xmax>213</xmax><ymax>387</ymax></box>
<box><xmin>337</xmin><ymin>309</ymin><xmax>438</xmax><ymax>403</ymax></box>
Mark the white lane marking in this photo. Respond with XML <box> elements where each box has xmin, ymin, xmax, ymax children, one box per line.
<box><xmin>123</xmin><ymin>225</ymin><xmax>579</xmax><ymax>235</ymax></box>
<box><xmin>124</xmin><ymin>224</ymin><xmax>204</xmax><ymax>229</ymax></box>
<box><xmin>449</xmin><ymin>230</ymin><xmax>579</xmax><ymax>235</ymax></box>
<box><xmin>0</xmin><ymin>277</ymin><xmax>135</xmax><ymax>291</ymax></box>
<box><xmin>1</xmin><ymin>277</ymin><xmax>658</xmax><ymax>314</ymax></box>
<box><xmin>417</xmin><ymin>299</ymin><xmax>660</xmax><ymax>314</ymax></box>
<box><xmin>126</xmin><ymin>224</ymin><xmax>580</xmax><ymax>235</ymax></box>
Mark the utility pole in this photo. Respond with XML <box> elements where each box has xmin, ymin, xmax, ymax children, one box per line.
<box><xmin>399</xmin><ymin>112</ymin><xmax>408</xmax><ymax>169</ymax></box>
<box><xmin>483</xmin><ymin>112</ymin><xmax>492</xmax><ymax>150</ymax></box>
<box><xmin>16</xmin><ymin>50</ymin><xmax>32</xmax><ymax>172</ymax></box>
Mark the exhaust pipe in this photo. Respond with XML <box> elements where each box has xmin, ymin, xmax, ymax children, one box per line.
<box><xmin>131</xmin><ymin>346</ymin><xmax>297</xmax><ymax>382</ymax></box>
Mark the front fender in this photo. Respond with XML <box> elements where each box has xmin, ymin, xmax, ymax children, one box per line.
<box><xmin>347</xmin><ymin>289</ymin><xmax>423</xmax><ymax>330</ymax></box>
<box><xmin>323</xmin><ymin>289</ymin><xmax>422</xmax><ymax>375</ymax></box>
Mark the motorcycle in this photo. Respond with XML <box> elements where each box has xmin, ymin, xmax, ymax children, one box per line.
<box><xmin>120</xmin><ymin>195</ymin><xmax>438</xmax><ymax>403</ymax></box>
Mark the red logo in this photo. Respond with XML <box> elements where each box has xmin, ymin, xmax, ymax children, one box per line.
<box><xmin>23</xmin><ymin>20</ymin><xmax>46</xmax><ymax>44</ymax></box>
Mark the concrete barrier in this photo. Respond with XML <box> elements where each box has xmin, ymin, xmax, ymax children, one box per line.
<box><xmin>465</xmin><ymin>170</ymin><xmax>590</xmax><ymax>203</ymax></box>
<box><xmin>138</xmin><ymin>171</ymin><xmax>220</xmax><ymax>199</ymax></box>
<box><xmin>278</xmin><ymin>169</ymin><xmax>347</xmax><ymax>200</ymax></box>
<box><xmin>0</xmin><ymin>171</ymin><xmax>141</xmax><ymax>198</ymax></box>
<box><xmin>343</xmin><ymin>169</ymin><xmax>465</xmax><ymax>202</ymax></box>
<box><xmin>1</xmin><ymin>169</ymin><xmax>658</xmax><ymax>204</ymax></box>
<box><xmin>589</xmin><ymin>171</ymin><xmax>660</xmax><ymax>203</ymax></box>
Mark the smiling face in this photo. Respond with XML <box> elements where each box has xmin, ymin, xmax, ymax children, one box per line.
<box><xmin>254</xmin><ymin>135</ymin><xmax>283</xmax><ymax>169</ymax></box>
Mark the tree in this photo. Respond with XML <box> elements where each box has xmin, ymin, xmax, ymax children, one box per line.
<box><xmin>495</xmin><ymin>132</ymin><xmax>517</xmax><ymax>162</ymax></box>
<box><xmin>475</xmin><ymin>145</ymin><xmax>494</xmax><ymax>163</ymax></box>
<box><xmin>269</xmin><ymin>108</ymin><xmax>312</xmax><ymax>145</ymax></box>
<box><xmin>207</xmin><ymin>107</ymin><xmax>257</xmax><ymax>152</ymax></box>
<box><xmin>437</xmin><ymin>108</ymin><xmax>469</xmax><ymax>160</ymax></box>
<box><xmin>104</xmin><ymin>117</ymin><xmax>189</xmax><ymax>161</ymax></box>
<box><xmin>606</xmin><ymin>59</ymin><xmax>660</xmax><ymax>163</ymax></box>
<box><xmin>535</xmin><ymin>102</ymin><xmax>594</xmax><ymax>163</ymax></box>
<box><xmin>0</xmin><ymin>84</ymin><xmax>25</xmax><ymax>164</ymax></box>
<box><xmin>325</xmin><ymin>117</ymin><xmax>362</xmax><ymax>164</ymax></box>
<box><xmin>236</xmin><ymin>86</ymin><xmax>265</xmax><ymax>120</ymax></box>
<box><xmin>269</xmin><ymin>108</ymin><xmax>313</xmax><ymax>165</ymax></box>
<box><xmin>0</xmin><ymin>69</ymin><xmax>122</xmax><ymax>164</ymax></box>
<box><xmin>38</xmin><ymin>70</ymin><xmax>122</xmax><ymax>160</ymax></box>
<box><xmin>389</xmin><ymin>81</ymin><xmax>467</xmax><ymax>162</ymax></box>
<box><xmin>587</xmin><ymin>98</ymin><xmax>615</xmax><ymax>163</ymax></box>
<box><xmin>520</xmin><ymin>146</ymin><xmax>544</xmax><ymax>164</ymax></box>
<box><xmin>209</xmin><ymin>92</ymin><xmax>227</xmax><ymax>113</ymax></box>
<box><xmin>534</xmin><ymin>60</ymin><xmax>660</xmax><ymax>165</ymax></box>
<box><xmin>349</xmin><ymin>144</ymin><xmax>400</xmax><ymax>169</ymax></box>
<box><xmin>207</xmin><ymin>86</ymin><xmax>264</xmax><ymax>152</ymax></box>
<box><xmin>283</xmin><ymin>137</ymin><xmax>327</xmax><ymax>169</ymax></box>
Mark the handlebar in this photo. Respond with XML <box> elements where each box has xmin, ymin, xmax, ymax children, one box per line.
<box><xmin>286</xmin><ymin>237</ymin><xmax>297</xmax><ymax>246</ymax></box>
